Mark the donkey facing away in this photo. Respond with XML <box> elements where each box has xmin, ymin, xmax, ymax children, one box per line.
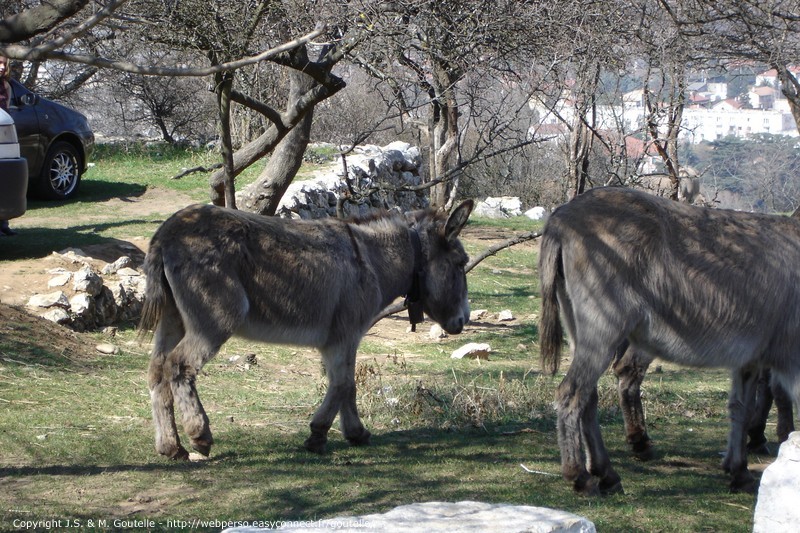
<box><xmin>539</xmin><ymin>187</ymin><xmax>800</xmax><ymax>495</ymax></box>
<box><xmin>139</xmin><ymin>200</ymin><xmax>474</xmax><ymax>460</ymax></box>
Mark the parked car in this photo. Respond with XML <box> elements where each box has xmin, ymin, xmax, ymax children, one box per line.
<box><xmin>6</xmin><ymin>79</ymin><xmax>94</xmax><ymax>200</ymax></box>
<box><xmin>0</xmin><ymin>107</ymin><xmax>28</xmax><ymax>221</ymax></box>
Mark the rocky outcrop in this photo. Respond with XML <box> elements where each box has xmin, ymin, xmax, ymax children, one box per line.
<box><xmin>262</xmin><ymin>142</ymin><xmax>429</xmax><ymax>220</ymax></box>
<box><xmin>25</xmin><ymin>248</ymin><xmax>145</xmax><ymax>332</ymax></box>
<box><xmin>224</xmin><ymin>501</ymin><xmax>596</xmax><ymax>532</ymax></box>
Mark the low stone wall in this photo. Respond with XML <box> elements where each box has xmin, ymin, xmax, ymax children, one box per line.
<box><xmin>273</xmin><ymin>142</ymin><xmax>429</xmax><ymax>219</ymax></box>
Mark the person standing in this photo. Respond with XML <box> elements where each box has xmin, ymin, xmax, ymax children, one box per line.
<box><xmin>0</xmin><ymin>54</ymin><xmax>18</xmax><ymax>236</ymax></box>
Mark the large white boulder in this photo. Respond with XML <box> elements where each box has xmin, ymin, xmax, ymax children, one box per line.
<box><xmin>753</xmin><ymin>431</ymin><xmax>800</xmax><ymax>532</ymax></box>
<box><xmin>224</xmin><ymin>501</ymin><xmax>595</xmax><ymax>533</ymax></box>
<box><xmin>474</xmin><ymin>196</ymin><xmax>523</xmax><ymax>219</ymax></box>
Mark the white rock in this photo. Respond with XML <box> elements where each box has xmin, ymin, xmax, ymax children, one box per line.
<box><xmin>223</xmin><ymin>501</ymin><xmax>595</xmax><ymax>532</ymax></box>
<box><xmin>498</xmin><ymin>309</ymin><xmax>515</xmax><ymax>321</ymax></box>
<box><xmin>474</xmin><ymin>197</ymin><xmax>523</xmax><ymax>219</ymax></box>
<box><xmin>69</xmin><ymin>293</ymin><xmax>94</xmax><ymax>315</ymax></box>
<box><xmin>102</xmin><ymin>256</ymin><xmax>133</xmax><ymax>275</ymax></box>
<box><xmin>524</xmin><ymin>206</ymin><xmax>547</xmax><ymax>220</ymax></box>
<box><xmin>470</xmin><ymin>309</ymin><xmax>489</xmax><ymax>321</ymax></box>
<box><xmin>116</xmin><ymin>267</ymin><xmax>141</xmax><ymax>277</ymax></box>
<box><xmin>95</xmin><ymin>343</ymin><xmax>118</xmax><ymax>355</ymax></box>
<box><xmin>451</xmin><ymin>343</ymin><xmax>491</xmax><ymax>360</ymax></box>
<box><xmin>47</xmin><ymin>273</ymin><xmax>72</xmax><ymax>288</ymax></box>
<box><xmin>28</xmin><ymin>291</ymin><xmax>70</xmax><ymax>309</ymax></box>
<box><xmin>73</xmin><ymin>266</ymin><xmax>103</xmax><ymax>296</ymax></box>
<box><xmin>42</xmin><ymin>308</ymin><xmax>71</xmax><ymax>324</ymax></box>
<box><xmin>754</xmin><ymin>431</ymin><xmax>800</xmax><ymax>532</ymax></box>
<box><xmin>429</xmin><ymin>324</ymin><xmax>447</xmax><ymax>340</ymax></box>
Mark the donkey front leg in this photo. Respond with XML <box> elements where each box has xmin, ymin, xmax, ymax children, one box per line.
<box><xmin>304</xmin><ymin>342</ymin><xmax>369</xmax><ymax>453</ymax></box>
<box><xmin>723</xmin><ymin>366</ymin><xmax>760</xmax><ymax>493</ymax></box>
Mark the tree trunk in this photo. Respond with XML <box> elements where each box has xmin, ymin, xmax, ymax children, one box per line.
<box><xmin>237</xmin><ymin>46</ymin><xmax>315</xmax><ymax>215</ymax></box>
<box><xmin>429</xmin><ymin>65</ymin><xmax>459</xmax><ymax>209</ymax></box>
<box><xmin>214</xmin><ymin>71</ymin><xmax>237</xmax><ymax>209</ymax></box>
<box><xmin>775</xmin><ymin>62</ymin><xmax>800</xmax><ymax>133</ymax></box>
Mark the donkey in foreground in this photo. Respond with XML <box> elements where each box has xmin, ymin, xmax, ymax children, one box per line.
<box><xmin>140</xmin><ymin>200</ymin><xmax>474</xmax><ymax>460</ymax></box>
<box><xmin>539</xmin><ymin>187</ymin><xmax>800</xmax><ymax>495</ymax></box>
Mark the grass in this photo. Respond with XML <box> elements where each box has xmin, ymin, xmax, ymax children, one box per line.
<box><xmin>0</xmin><ymin>143</ymin><xmax>767</xmax><ymax>531</ymax></box>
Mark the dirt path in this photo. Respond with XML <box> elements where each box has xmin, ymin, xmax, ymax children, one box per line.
<box><xmin>0</xmin><ymin>191</ymin><xmax>528</xmax><ymax>358</ymax></box>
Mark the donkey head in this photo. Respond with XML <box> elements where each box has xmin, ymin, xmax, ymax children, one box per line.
<box><xmin>413</xmin><ymin>200</ymin><xmax>474</xmax><ymax>334</ymax></box>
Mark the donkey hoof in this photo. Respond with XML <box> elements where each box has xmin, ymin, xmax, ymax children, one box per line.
<box><xmin>730</xmin><ymin>471</ymin><xmax>758</xmax><ymax>494</ymax></box>
<box><xmin>630</xmin><ymin>438</ymin><xmax>655</xmax><ymax>461</ymax></box>
<box><xmin>303</xmin><ymin>435</ymin><xmax>328</xmax><ymax>454</ymax></box>
<box><xmin>166</xmin><ymin>446</ymin><xmax>190</xmax><ymax>461</ymax></box>
<box><xmin>599</xmin><ymin>476</ymin><xmax>624</xmax><ymax>496</ymax></box>
<box><xmin>191</xmin><ymin>438</ymin><xmax>213</xmax><ymax>457</ymax></box>
<box><xmin>572</xmin><ymin>473</ymin><xmax>600</xmax><ymax>497</ymax></box>
<box><xmin>347</xmin><ymin>429</ymin><xmax>372</xmax><ymax>447</ymax></box>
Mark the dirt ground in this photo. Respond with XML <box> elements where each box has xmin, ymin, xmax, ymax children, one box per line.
<box><xmin>0</xmin><ymin>189</ymin><xmax>523</xmax><ymax>359</ymax></box>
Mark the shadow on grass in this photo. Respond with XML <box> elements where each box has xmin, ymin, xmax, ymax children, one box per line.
<box><xmin>0</xmin><ymin>220</ymin><xmax>153</xmax><ymax>261</ymax></box>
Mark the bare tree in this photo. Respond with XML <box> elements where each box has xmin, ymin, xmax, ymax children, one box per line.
<box><xmin>350</xmin><ymin>0</ymin><xmax>543</xmax><ymax>209</ymax></box>
<box><xmin>1</xmin><ymin>1</ymin><xmax>360</xmax><ymax>209</ymax></box>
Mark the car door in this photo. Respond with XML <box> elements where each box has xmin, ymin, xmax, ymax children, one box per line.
<box><xmin>6</xmin><ymin>80</ymin><xmax>43</xmax><ymax>176</ymax></box>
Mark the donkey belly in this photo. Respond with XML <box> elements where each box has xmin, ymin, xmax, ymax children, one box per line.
<box><xmin>634</xmin><ymin>323</ymin><xmax>763</xmax><ymax>370</ymax></box>
<box><xmin>236</xmin><ymin>317</ymin><xmax>330</xmax><ymax>348</ymax></box>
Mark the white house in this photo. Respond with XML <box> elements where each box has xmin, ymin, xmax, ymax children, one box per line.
<box><xmin>681</xmin><ymin>99</ymin><xmax>797</xmax><ymax>143</ymax></box>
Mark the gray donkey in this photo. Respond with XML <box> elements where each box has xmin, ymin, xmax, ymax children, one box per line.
<box><xmin>140</xmin><ymin>200</ymin><xmax>474</xmax><ymax>460</ymax></box>
<box><xmin>539</xmin><ymin>187</ymin><xmax>800</xmax><ymax>495</ymax></box>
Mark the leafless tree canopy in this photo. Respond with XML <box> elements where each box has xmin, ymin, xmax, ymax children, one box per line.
<box><xmin>3</xmin><ymin>1</ymin><xmax>800</xmax><ymax>211</ymax></box>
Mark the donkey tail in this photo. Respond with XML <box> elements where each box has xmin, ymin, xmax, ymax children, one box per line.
<box><xmin>538</xmin><ymin>228</ymin><xmax>564</xmax><ymax>376</ymax></box>
<box><xmin>137</xmin><ymin>240</ymin><xmax>169</xmax><ymax>340</ymax></box>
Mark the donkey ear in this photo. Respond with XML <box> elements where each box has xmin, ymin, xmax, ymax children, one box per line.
<box><xmin>445</xmin><ymin>199</ymin><xmax>474</xmax><ymax>241</ymax></box>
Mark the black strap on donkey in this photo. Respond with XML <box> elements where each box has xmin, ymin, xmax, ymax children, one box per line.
<box><xmin>405</xmin><ymin>228</ymin><xmax>426</xmax><ymax>331</ymax></box>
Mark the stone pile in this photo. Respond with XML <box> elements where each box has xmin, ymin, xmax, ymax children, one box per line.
<box><xmin>26</xmin><ymin>248</ymin><xmax>146</xmax><ymax>332</ymax></box>
<box><xmin>269</xmin><ymin>142</ymin><xmax>429</xmax><ymax>219</ymax></box>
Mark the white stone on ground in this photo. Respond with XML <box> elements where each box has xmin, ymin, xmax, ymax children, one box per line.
<box><xmin>451</xmin><ymin>343</ymin><xmax>491</xmax><ymax>360</ymax></box>
<box><xmin>753</xmin><ymin>431</ymin><xmax>800</xmax><ymax>532</ymax></box>
<box><xmin>223</xmin><ymin>501</ymin><xmax>595</xmax><ymax>533</ymax></box>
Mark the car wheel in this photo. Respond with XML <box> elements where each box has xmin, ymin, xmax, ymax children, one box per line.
<box><xmin>37</xmin><ymin>141</ymin><xmax>82</xmax><ymax>200</ymax></box>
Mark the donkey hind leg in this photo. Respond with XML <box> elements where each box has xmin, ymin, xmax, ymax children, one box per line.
<box><xmin>723</xmin><ymin>366</ymin><xmax>760</xmax><ymax>494</ymax></box>
<box><xmin>556</xmin><ymin>343</ymin><xmax>619</xmax><ymax>496</ymax></box>
<box><xmin>148</xmin><ymin>299</ymin><xmax>190</xmax><ymax>460</ymax></box>
<box><xmin>746</xmin><ymin>368</ymin><xmax>774</xmax><ymax>454</ymax></box>
<box><xmin>168</xmin><ymin>334</ymin><xmax>224</xmax><ymax>457</ymax></box>
<box><xmin>612</xmin><ymin>342</ymin><xmax>654</xmax><ymax>460</ymax></box>
<box><xmin>304</xmin><ymin>341</ymin><xmax>370</xmax><ymax>454</ymax></box>
<box><xmin>582</xmin><ymin>387</ymin><xmax>623</xmax><ymax>495</ymax></box>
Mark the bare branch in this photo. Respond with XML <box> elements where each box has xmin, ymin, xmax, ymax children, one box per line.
<box><xmin>0</xmin><ymin>25</ymin><xmax>327</xmax><ymax>77</ymax></box>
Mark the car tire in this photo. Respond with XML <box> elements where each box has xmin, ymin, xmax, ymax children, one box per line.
<box><xmin>37</xmin><ymin>141</ymin><xmax>82</xmax><ymax>200</ymax></box>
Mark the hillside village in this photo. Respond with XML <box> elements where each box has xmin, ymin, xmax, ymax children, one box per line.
<box><xmin>530</xmin><ymin>66</ymin><xmax>800</xmax><ymax>146</ymax></box>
